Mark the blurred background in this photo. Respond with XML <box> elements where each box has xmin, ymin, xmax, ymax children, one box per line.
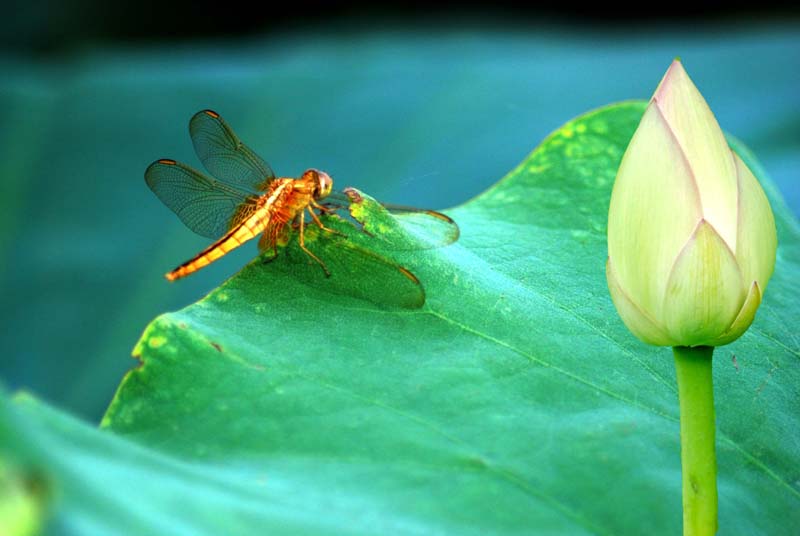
<box><xmin>1</xmin><ymin>2</ymin><xmax>798</xmax><ymax>423</ymax></box>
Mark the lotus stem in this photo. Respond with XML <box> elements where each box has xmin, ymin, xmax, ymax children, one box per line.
<box><xmin>673</xmin><ymin>345</ymin><xmax>718</xmax><ymax>536</ymax></box>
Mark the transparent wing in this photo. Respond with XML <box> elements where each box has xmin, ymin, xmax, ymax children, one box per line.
<box><xmin>379</xmin><ymin>203</ymin><xmax>460</xmax><ymax>249</ymax></box>
<box><xmin>281</xmin><ymin>224</ymin><xmax>426</xmax><ymax>309</ymax></box>
<box><xmin>323</xmin><ymin>188</ymin><xmax>460</xmax><ymax>250</ymax></box>
<box><xmin>189</xmin><ymin>109</ymin><xmax>276</xmax><ymax>192</ymax></box>
<box><xmin>145</xmin><ymin>159</ymin><xmax>258</xmax><ymax>239</ymax></box>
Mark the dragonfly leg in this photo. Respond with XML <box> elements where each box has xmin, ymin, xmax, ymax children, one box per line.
<box><xmin>298</xmin><ymin>211</ymin><xmax>331</xmax><ymax>277</ymax></box>
<box><xmin>307</xmin><ymin>206</ymin><xmax>346</xmax><ymax>238</ymax></box>
<box><xmin>315</xmin><ymin>198</ymin><xmax>375</xmax><ymax>238</ymax></box>
<box><xmin>313</xmin><ymin>200</ymin><xmax>343</xmax><ymax>214</ymax></box>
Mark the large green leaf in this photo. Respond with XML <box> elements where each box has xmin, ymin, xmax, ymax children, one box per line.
<box><xmin>6</xmin><ymin>101</ymin><xmax>800</xmax><ymax>534</ymax></box>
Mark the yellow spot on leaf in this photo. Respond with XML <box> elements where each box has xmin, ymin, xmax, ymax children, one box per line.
<box><xmin>590</xmin><ymin>120</ymin><xmax>609</xmax><ymax>134</ymax></box>
<box><xmin>148</xmin><ymin>336</ymin><xmax>167</xmax><ymax>349</ymax></box>
<box><xmin>0</xmin><ymin>465</ymin><xmax>46</xmax><ymax>536</ymax></box>
<box><xmin>350</xmin><ymin>204</ymin><xmax>366</xmax><ymax>219</ymax></box>
<box><xmin>527</xmin><ymin>164</ymin><xmax>550</xmax><ymax>174</ymax></box>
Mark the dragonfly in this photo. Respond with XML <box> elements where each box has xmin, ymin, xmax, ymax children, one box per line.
<box><xmin>145</xmin><ymin>109</ymin><xmax>458</xmax><ymax>304</ymax></box>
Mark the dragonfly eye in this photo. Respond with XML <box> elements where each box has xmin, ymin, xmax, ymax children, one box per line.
<box><xmin>313</xmin><ymin>170</ymin><xmax>333</xmax><ymax>200</ymax></box>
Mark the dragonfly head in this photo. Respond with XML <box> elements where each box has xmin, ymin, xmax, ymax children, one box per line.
<box><xmin>309</xmin><ymin>169</ymin><xmax>333</xmax><ymax>200</ymax></box>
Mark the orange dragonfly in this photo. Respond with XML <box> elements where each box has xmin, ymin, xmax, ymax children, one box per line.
<box><xmin>145</xmin><ymin>110</ymin><xmax>458</xmax><ymax>303</ymax></box>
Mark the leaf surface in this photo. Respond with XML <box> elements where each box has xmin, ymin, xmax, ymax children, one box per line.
<box><xmin>7</xmin><ymin>102</ymin><xmax>799</xmax><ymax>535</ymax></box>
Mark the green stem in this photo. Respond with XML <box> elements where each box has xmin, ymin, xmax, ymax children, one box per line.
<box><xmin>673</xmin><ymin>345</ymin><xmax>718</xmax><ymax>536</ymax></box>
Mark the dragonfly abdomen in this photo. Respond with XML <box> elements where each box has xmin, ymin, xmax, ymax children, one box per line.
<box><xmin>165</xmin><ymin>207</ymin><xmax>271</xmax><ymax>281</ymax></box>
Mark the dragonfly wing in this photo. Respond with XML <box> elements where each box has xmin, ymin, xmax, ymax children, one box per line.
<box><xmin>257</xmin><ymin>221</ymin><xmax>290</xmax><ymax>253</ymax></box>
<box><xmin>328</xmin><ymin>238</ymin><xmax>426</xmax><ymax>309</ymax></box>
<box><xmin>282</xmin><ymin>226</ymin><xmax>426</xmax><ymax>309</ymax></box>
<box><xmin>381</xmin><ymin>203</ymin><xmax>460</xmax><ymax>249</ymax></box>
<box><xmin>145</xmin><ymin>159</ymin><xmax>258</xmax><ymax>239</ymax></box>
<box><xmin>189</xmin><ymin>110</ymin><xmax>276</xmax><ymax>192</ymax></box>
<box><xmin>323</xmin><ymin>189</ymin><xmax>459</xmax><ymax>250</ymax></box>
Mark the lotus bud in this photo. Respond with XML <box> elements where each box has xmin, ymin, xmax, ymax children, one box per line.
<box><xmin>607</xmin><ymin>60</ymin><xmax>777</xmax><ymax>347</ymax></box>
